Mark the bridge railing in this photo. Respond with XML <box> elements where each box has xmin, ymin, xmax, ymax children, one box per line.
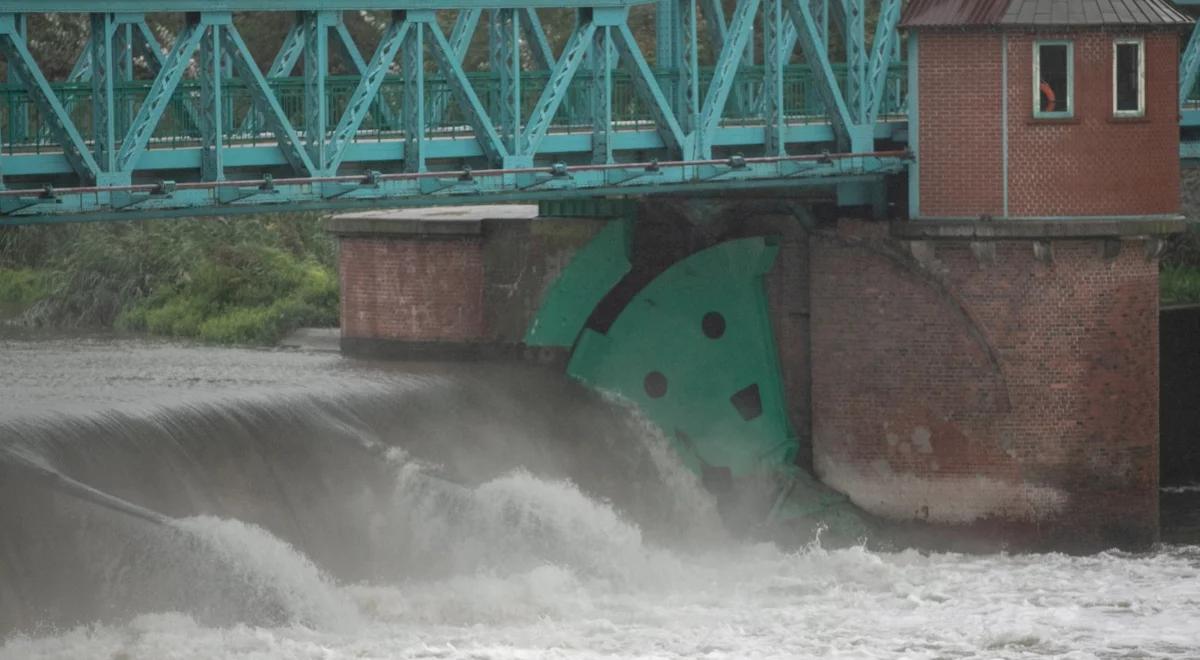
<box><xmin>0</xmin><ymin>63</ymin><xmax>907</xmax><ymax>154</ymax></box>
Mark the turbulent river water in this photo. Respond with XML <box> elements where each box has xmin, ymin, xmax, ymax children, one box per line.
<box><xmin>1</xmin><ymin>334</ymin><xmax>1198</xmax><ymax>659</ymax></box>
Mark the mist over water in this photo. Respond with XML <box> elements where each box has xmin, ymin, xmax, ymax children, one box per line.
<box><xmin>1</xmin><ymin>338</ymin><xmax>1199</xmax><ymax>659</ymax></box>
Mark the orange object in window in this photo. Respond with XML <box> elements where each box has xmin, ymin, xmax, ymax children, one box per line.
<box><xmin>1039</xmin><ymin>80</ymin><xmax>1057</xmax><ymax>112</ymax></box>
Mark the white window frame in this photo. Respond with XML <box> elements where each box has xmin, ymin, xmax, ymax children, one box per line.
<box><xmin>1113</xmin><ymin>37</ymin><xmax>1146</xmax><ymax>118</ymax></box>
<box><xmin>1033</xmin><ymin>40</ymin><xmax>1074</xmax><ymax>119</ymax></box>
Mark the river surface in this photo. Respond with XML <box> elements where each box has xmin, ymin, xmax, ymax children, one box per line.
<box><xmin>1</xmin><ymin>334</ymin><xmax>1198</xmax><ymax>659</ymax></box>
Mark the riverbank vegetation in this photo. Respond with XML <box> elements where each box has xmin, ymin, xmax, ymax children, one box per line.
<box><xmin>0</xmin><ymin>215</ymin><xmax>337</xmax><ymax>345</ymax></box>
<box><xmin>1163</xmin><ymin>221</ymin><xmax>1200</xmax><ymax>305</ymax></box>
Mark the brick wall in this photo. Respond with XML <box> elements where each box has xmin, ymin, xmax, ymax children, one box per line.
<box><xmin>1006</xmin><ymin>31</ymin><xmax>1180</xmax><ymax>217</ymax></box>
<box><xmin>917</xmin><ymin>32</ymin><xmax>1005</xmax><ymax>217</ymax></box>
<box><xmin>809</xmin><ymin>219</ymin><xmax>1160</xmax><ymax>549</ymax></box>
<box><xmin>917</xmin><ymin>29</ymin><xmax>1181</xmax><ymax>218</ymax></box>
<box><xmin>337</xmin><ymin>218</ymin><xmax>610</xmax><ymax>354</ymax></box>
<box><xmin>339</xmin><ymin>237</ymin><xmax>486</xmax><ymax>344</ymax></box>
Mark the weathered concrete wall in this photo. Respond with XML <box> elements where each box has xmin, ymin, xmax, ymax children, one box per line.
<box><xmin>809</xmin><ymin>219</ymin><xmax>1160</xmax><ymax>550</ymax></box>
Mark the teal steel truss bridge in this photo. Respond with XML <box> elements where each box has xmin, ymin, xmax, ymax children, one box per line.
<box><xmin>0</xmin><ymin>0</ymin><xmax>910</xmax><ymax>222</ymax></box>
<box><xmin>2</xmin><ymin>0</ymin><xmax>1200</xmax><ymax>223</ymax></box>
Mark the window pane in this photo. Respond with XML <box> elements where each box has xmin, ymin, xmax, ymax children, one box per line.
<box><xmin>1116</xmin><ymin>43</ymin><xmax>1141</xmax><ymax>112</ymax></box>
<box><xmin>1038</xmin><ymin>44</ymin><xmax>1069</xmax><ymax>114</ymax></box>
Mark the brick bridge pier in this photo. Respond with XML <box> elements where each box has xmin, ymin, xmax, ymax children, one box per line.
<box><xmin>329</xmin><ymin>2</ymin><xmax>1193</xmax><ymax>551</ymax></box>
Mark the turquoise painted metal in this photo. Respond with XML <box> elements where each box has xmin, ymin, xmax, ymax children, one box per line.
<box><xmin>568</xmin><ymin>237</ymin><xmax>795</xmax><ymax>478</ymax></box>
<box><xmin>0</xmin><ymin>1</ymin><xmax>909</xmax><ymax>222</ymax></box>
<box><xmin>524</xmin><ymin>217</ymin><xmax>632</xmax><ymax>348</ymax></box>
<box><xmin>528</xmin><ymin>226</ymin><xmax>869</xmax><ymax>537</ymax></box>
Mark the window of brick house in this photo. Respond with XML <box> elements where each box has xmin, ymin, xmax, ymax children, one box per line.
<box><xmin>1114</xmin><ymin>38</ymin><xmax>1145</xmax><ymax>117</ymax></box>
<box><xmin>1034</xmin><ymin>41</ymin><xmax>1073</xmax><ymax>118</ymax></box>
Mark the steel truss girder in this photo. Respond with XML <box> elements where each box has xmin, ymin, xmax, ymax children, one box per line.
<box><xmin>785</xmin><ymin>0</ymin><xmax>853</xmax><ymax>148</ymax></box>
<box><xmin>199</xmin><ymin>22</ymin><xmax>225</xmax><ymax>180</ymax></box>
<box><xmin>698</xmin><ymin>0</ymin><xmax>760</xmax><ymax>156</ymax></box>
<box><xmin>521</xmin><ymin>19</ymin><xmax>595</xmax><ymax>158</ymax></box>
<box><xmin>1182</xmin><ymin>20</ymin><xmax>1200</xmax><ymax>111</ymax></box>
<box><xmin>0</xmin><ymin>154</ymin><xmax>906</xmax><ymax>224</ymax></box>
<box><xmin>490</xmin><ymin>8</ymin><xmax>521</xmax><ymax>155</ymax></box>
<box><xmin>591</xmin><ymin>25</ymin><xmax>613</xmax><ymax>163</ymax></box>
<box><xmin>426</xmin><ymin>15</ymin><xmax>509</xmax><ymax>165</ymax></box>
<box><xmin>839</xmin><ymin>0</ymin><xmax>866</xmax><ymax>122</ymax></box>
<box><xmin>402</xmin><ymin>19</ymin><xmax>426</xmax><ymax>173</ymax></box>
<box><xmin>862</xmin><ymin>0</ymin><xmax>901</xmax><ymax>124</ymax></box>
<box><xmin>90</xmin><ymin>13</ymin><xmax>118</xmax><ymax>173</ymax></box>
<box><xmin>612</xmin><ymin>22</ymin><xmax>687</xmax><ymax>157</ymax></box>
<box><xmin>113</xmin><ymin>15</ymin><xmax>208</xmax><ymax>174</ymax></box>
<box><xmin>327</xmin><ymin>14</ymin><xmax>411</xmax><ymax>173</ymax></box>
<box><xmin>762</xmin><ymin>0</ymin><xmax>786</xmax><ymax>156</ymax></box>
<box><xmin>0</xmin><ymin>18</ymin><xmax>99</xmax><ymax>182</ymax></box>
<box><xmin>222</xmin><ymin>23</ymin><xmax>318</xmax><ymax>175</ymax></box>
<box><xmin>428</xmin><ymin>9</ymin><xmax>482</xmax><ymax>127</ymax></box>
<box><xmin>303</xmin><ymin>10</ymin><xmax>332</xmax><ymax>172</ymax></box>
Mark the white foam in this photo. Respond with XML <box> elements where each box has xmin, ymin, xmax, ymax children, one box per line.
<box><xmin>174</xmin><ymin>516</ymin><xmax>361</xmax><ymax>632</ymax></box>
<box><xmin>6</xmin><ymin>471</ymin><xmax>1200</xmax><ymax>659</ymax></box>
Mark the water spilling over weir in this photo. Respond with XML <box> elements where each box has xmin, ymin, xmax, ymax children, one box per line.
<box><xmin>1</xmin><ymin>338</ymin><xmax>1199</xmax><ymax>658</ymax></box>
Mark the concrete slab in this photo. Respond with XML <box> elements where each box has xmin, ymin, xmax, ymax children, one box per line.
<box><xmin>328</xmin><ymin>204</ymin><xmax>539</xmax><ymax>237</ymax></box>
<box><xmin>892</xmin><ymin>216</ymin><xmax>1191</xmax><ymax>240</ymax></box>
<box><xmin>279</xmin><ymin>327</ymin><xmax>341</xmax><ymax>352</ymax></box>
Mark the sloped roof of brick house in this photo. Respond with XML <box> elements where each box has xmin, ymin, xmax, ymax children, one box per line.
<box><xmin>900</xmin><ymin>0</ymin><xmax>1192</xmax><ymax>28</ymax></box>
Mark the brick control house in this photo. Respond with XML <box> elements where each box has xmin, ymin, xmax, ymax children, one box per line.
<box><xmin>805</xmin><ymin>0</ymin><xmax>1191</xmax><ymax>550</ymax></box>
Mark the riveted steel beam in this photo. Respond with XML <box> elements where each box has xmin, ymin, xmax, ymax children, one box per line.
<box><xmin>0</xmin><ymin>16</ymin><xmax>99</xmax><ymax>182</ymax></box>
<box><xmin>763</xmin><ymin>0</ymin><xmax>786</xmax><ymax>156</ymax></box>
<box><xmin>113</xmin><ymin>15</ymin><xmax>207</xmax><ymax>174</ymax></box>
<box><xmin>222</xmin><ymin>23</ymin><xmax>317</xmax><ymax>175</ymax></box>
<box><xmin>199</xmin><ymin>22</ymin><xmax>225</xmax><ymax>180</ymax></box>
<box><xmin>327</xmin><ymin>13</ymin><xmax>410</xmax><ymax>173</ymax></box>
<box><xmin>785</xmin><ymin>0</ymin><xmax>852</xmax><ymax>148</ymax></box>
<box><xmin>1182</xmin><ymin>20</ymin><xmax>1200</xmax><ymax>110</ymax></box>
<box><xmin>90</xmin><ymin>13</ymin><xmax>118</xmax><ymax>173</ymax></box>
<box><xmin>591</xmin><ymin>25</ymin><xmax>613</xmax><ymax>164</ymax></box>
<box><xmin>698</xmin><ymin>0</ymin><xmax>760</xmax><ymax>156</ymax></box>
<box><xmin>612</xmin><ymin>21</ymin><xmax>686</xmax><ymax>157</ymax></box>
<box><xmin>402</xmin><ymin>19</ymin><xmax>425</xmax><ymax>172</ymax></box>
<box><xmin>863</xmin><ymin>0</ymin><xmax>901</xmax><ymax>124</ymax></box>
<box><xmin>426</xmin><ymin>16</ymin><xmax>508</xmax><ymax>165</ymax></box>
<box><xmin>490</xmin><ymin>8</ymin><xmax>521</xmax><ymax>155</ymax></box>
<box><xmin>521</xmin><ymin>18</ymin><xmax>595</xmax><ymax>158</ymax></box>
<box><xmin>302</xmin><ymin>11</ymin><xmax>334</xmax><ymax>172</ymax></box>
<box><xmin>521</xmin><ymin>8</ymin><xmax>555</xmax><ymax>70</ymax></box>
<box><xmin>428</xmin><ymin>8</ymin><xmax>482</xmax><ymax>127</ymax></box>
<box><xmin>840</xmin><ymin>0</ymin><xmax>866</xmax><ymax>122</ymax></box>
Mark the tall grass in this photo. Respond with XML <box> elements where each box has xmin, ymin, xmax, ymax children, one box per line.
<box><xmin>1161</xmin><ymin>264</ymin><xmax>1200</xmax><ymax>306</ymax></box>
<box><xmin>0</xmin><ymin>214</ymin><xmax>338</xmax><ymax>344</ymax></box>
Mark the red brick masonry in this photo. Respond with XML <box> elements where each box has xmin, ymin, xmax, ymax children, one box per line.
<box><xmin>917</xmin><ymin>30</ymin><xmax>1180</xmax><ymax>218</ymax></box>
<box><xmin>809</xmin><ymin>219</ymin><xmax>1159</xmax><ymax>549</ymax></box>
<box><xmin>339</xmin><ymin>237</ymin><xmax>486</xmax><ymax>343</ymax></box>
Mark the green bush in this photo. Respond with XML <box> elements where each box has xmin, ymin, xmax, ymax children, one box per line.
<box><xmin>1161</xmin><ymin>264</ymin><xmax>1200</xmax><ymax>306</ymax></box>
<box><xmin>1</xmin><ymin>214</ymin><xmax>339</xmax><ymax>345</ymax></box>
<box><xmin>0</xmin><ymin>268</ymin><xmax>49</xmax><ymax>309</ymax></box>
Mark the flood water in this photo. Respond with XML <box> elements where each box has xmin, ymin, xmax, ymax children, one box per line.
<box><xmin>1</xmin><ymin>334</ymin><xmax>1198</xmax><ymax>659</ymax></box>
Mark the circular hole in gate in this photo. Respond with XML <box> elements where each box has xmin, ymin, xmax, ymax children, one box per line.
<box><xmin>644</xmin><ymin>371</ymin><xmax>668</xmax><ymax>399</ymax></box>
<box><xmin>702</xmin><ymin>311</ymin><xmax>726</xmax><ymax>339</ymax></box>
